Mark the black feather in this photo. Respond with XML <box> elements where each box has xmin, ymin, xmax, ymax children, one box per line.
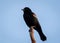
<box><xmin>22</xmin><ymin>7</ymin><xmax>47</xmax><ymax>41</ymax></box>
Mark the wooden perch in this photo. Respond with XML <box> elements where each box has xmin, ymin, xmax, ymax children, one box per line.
<box><xmin>29</xmin><ymin>26</ymin><xmax>36</xmax><ymax>43</ymax></box>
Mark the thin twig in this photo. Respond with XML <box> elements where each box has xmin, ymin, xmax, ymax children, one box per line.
<box><xmin>29</xmin><ymin>26</ymin><xmax>36</xmax><ymax>43</ymax></box>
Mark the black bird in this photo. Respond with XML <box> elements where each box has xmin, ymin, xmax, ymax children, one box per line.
<box><xmin>22</xmin><ymin>7</ymin><xmax>47</xmax><ymax>41</ymax></box>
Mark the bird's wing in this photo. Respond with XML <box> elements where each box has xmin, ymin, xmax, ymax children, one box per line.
<box><xmin>32</xmin><ymin>13</ymin><xmax>36</xmax><ymax>18</ymax></box>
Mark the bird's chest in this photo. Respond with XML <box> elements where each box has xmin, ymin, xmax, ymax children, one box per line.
<box><xmin>24</xmin><ymin>15</ymin><xmax>33</xmax><ymax>22</ymax></box>
<box><xmin>23</xmin><ymin>14</ymin><xmax>37</xmax><ymax>25</ymax></box>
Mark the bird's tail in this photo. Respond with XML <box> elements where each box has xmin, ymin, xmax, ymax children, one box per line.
<box><xmin>35</xmin><ymin>25</ymin><xmax>47</xmax><ymax>41</ymax></box>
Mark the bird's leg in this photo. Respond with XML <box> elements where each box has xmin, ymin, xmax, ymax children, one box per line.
<box><xmin>29</xmin><ymin>26</ymin><xmax>36</xmax><ymax>43</ymax></box>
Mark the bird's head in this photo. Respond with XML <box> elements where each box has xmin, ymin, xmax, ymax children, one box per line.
<box><xmin>22</xmin><ymin>7</ymin><xmax>32</xmax><ymax>13</ymax></box>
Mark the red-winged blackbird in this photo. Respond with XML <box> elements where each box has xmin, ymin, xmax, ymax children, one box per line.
<box><xmin>22</xmin><ymin>7</ymin><xmax>47</xmax><ymax>41</ymax></box>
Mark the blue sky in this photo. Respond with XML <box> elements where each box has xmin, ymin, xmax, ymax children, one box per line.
<box><xmin>0</xmin><ymin>0</ymin><xmax>60</xmax><ymax>43</ymax></box>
